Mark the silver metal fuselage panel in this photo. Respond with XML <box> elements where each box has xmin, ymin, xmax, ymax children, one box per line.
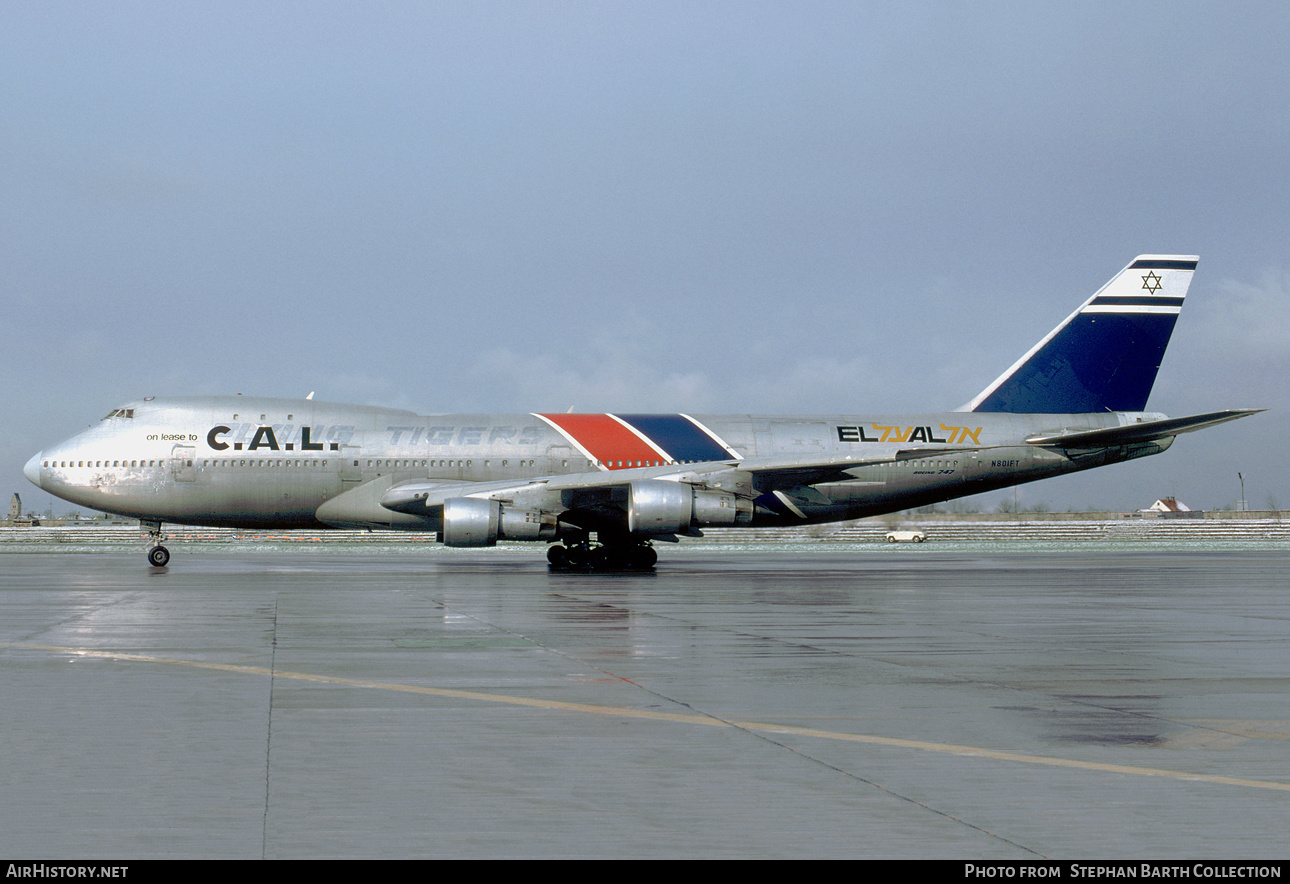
<box><xmin>27</xmin><ymin>395</ymin><xmax>1163</xmax><ymax>533</ymax></box>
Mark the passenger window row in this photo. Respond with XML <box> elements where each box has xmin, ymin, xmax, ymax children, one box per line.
<box><xmin>46</xmin><ymin>460</ymin><xmax>161</xmax><ymax>468</ymax></box>
<box><xmin>203</xmin><ymin>460</ymin><xmax>330</xmax><ymax>468</ymax></box>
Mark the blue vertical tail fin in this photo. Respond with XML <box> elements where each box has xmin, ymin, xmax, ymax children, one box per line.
<box><xmin>964</xmin><ymin>255</ymin><xmax>1197</xmax><ymax>414</ymax></box>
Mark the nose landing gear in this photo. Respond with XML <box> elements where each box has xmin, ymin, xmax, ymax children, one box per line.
<box><xmin>143</xmin><ymin>520</ymin><xmax>170</xmax><ymax>567</ymax></box>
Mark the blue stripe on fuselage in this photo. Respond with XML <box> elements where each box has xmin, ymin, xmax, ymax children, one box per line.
<box><xmin>614</xmin><ymin>414</ymin><xmax>733</xmax><ymax>462</ymax></box>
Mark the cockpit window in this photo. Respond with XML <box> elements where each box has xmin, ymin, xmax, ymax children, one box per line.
<box><xmin>102</xmin><ymin>408</ymin><xmax>136</xmax><ymax>420</ymax></box>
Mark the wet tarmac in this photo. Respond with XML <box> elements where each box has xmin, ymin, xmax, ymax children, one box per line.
<box><xmin>1</xmin><ymin>544</ymin><xmax>1286</xmax><ymax>858</ymax></box>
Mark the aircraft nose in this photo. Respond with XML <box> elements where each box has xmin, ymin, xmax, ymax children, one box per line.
<box><xmin>24</xmin><ymin>452</ymin><xmax>43</xmax><ymax>488</ymax></box>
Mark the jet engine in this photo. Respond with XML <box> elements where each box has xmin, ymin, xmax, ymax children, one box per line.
<box><xmin>626</xmin><ymin>479</ymin><xmax>753</xmax><ymax>535</ymax></box>
<box><xmin>441</xmin><ymin>497</ymin><xmax>558</xmax><ymax>547</ymax></box>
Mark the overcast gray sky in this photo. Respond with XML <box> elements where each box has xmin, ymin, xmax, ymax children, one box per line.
<box><xmin>5</xmin><ymin>1</ymin><xmax>1288</xmax><ymax>515</ymax></box>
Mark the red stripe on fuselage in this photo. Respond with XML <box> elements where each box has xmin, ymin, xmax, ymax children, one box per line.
<box><xmin>537</xmin><ymin>414</ymin><xmax>665</xmax><ymax>469</ymax></box>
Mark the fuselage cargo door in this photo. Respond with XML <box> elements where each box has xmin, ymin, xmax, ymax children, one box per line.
<box><xmin>340</xmin><ymin>445</ymin><xmax>362</xmax><ymax>483</ymax></box>
<box><xmin>545</xmin><ymin>443</ymin><xmax>577</xmax><ymax>475</ymax></box>
<box><xmin>962</xmin><ymin>451</ymin><xmax>986</xmax><ymax>486</ymax></box>
<box><xmin>171</xmin><ymin>445</ymin><xmax>196</xmax><ymax>482</ymax></box>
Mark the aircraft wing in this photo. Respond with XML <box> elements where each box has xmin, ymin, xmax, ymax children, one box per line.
<box><xmin>706</xmin><ymin>448</ymin><xmax>980</xmax><ymax>489</ymax></box>
<box><xmin>380</xmin><ymin>448</ymin><xmax>961</xmax><ymax>515</ymax></box>
<box><xmin>1024</xmin><ymin>409</ymin><xmax>1264</xmax><ymax>449</ymax></box>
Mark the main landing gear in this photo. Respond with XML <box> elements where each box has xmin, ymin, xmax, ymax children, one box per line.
<box><xmin>143</xmin><ymin>520</ymin><xmax>170</xmax><ymax>567</ymax></box>
<box><xmin>547</xmin><ymin>540</ymin><xmax>658</xmax><ymax>573</ymax></box>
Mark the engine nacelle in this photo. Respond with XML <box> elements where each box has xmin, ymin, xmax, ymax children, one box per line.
<box><xmin>626</xmin><ymin>480</ymin><xmax>752</xmax><ymax>535</ymax></box>
<box><xmin>441</xmin><ymin>497</ymin><xmax>557</xmax><ymax>547</ymax></box>
<box><xmin>692</xmin><ymin>487</ymin><xmax>754</xmax><ymax>527</ymax></box>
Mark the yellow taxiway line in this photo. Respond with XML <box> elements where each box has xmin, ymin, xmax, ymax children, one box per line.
<box><xmin>9</xmin><ymin>641</ymin><xmax>1289</xmax><ymax>794</ymax></box>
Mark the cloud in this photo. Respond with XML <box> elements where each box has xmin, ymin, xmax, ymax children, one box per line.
<box><xmin>1213</xmin><ymin>270</ymin><xmax>1290</xmax><ymax>362</ymax></box>
<box><xmin>1173</xmin><ymin>268</ymin><xmax>1290</xmax><ymax>409</ymax></box>
<box><xmin>457</xmin><ymin>344</ymin><xmax>719</xmax><ymax>414</ymax></box>
<box><xmin>439</xmin><ymin>343</ymin><xmax>900</xmax><ymax>416</ymax></box>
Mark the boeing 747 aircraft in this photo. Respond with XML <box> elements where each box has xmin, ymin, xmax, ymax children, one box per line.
<box><xmin>25</xmin><ymin>256</ymin><xmax>1259</xmax><ymax>570</ymax></box>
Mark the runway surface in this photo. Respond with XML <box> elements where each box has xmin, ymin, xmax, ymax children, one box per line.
<box><xmin>1</xmin><ymin>543</ymin><xmax>1287</xmax><ymax>858</ymax></box>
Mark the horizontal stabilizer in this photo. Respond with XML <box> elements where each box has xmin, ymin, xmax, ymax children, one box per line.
<box><xmin>1025</xmin><ymin>409</ymin><xmax>1264</xmax><ymax>448</ymax></box>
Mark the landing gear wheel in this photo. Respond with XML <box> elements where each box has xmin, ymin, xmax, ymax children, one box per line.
<box><xmin>142</xmin><ymin>520</ymin><xmax>170</xmax><ymax>567</ymax></box>
<box><xmin>547</xmin><ymin>540</ymin><xmax>657</xmax><ymax>572</ymax></box>
<box><xmin>589</xmin><ymin>546</ymin><xmax>611</xmax><ymax>570</ymax></box>
<box><xmin>630</xmin><ymin>545</ymin><xmax>658</xmax><ymax>569</ymax></box>
<box><xmin>563</xmin><ymin>544</ymin><xmax>592</xmax><ymax>570</ymax></box>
